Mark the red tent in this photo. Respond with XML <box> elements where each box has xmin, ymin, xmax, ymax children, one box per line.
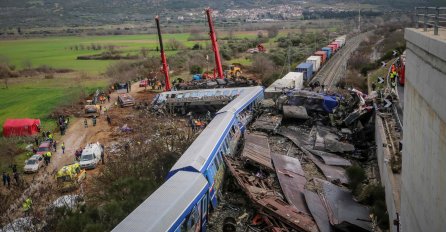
<box><xmin>2</xmin><ymin>118</ymin><xmax>41</xmax><ymax>137</ymax></box>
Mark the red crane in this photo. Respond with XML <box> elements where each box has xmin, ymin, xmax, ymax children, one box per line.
<box><xmin>205</xmin><ymin>8</ymin><xmax>224</xmax><ymax>79</ymax></box>
<box><xmin>155</xmin><ymin>16</ymin><xmax>171</xmax><ymax>91</ymax></box>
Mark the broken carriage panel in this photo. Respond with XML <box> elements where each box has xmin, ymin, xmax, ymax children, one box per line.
<box><xmin>271</xmin><ymin>153</ymin><xmax>310</xmax><ymax>215</ymax></box>
<box><xmin>316</xmin><ymin>179</ymin><xmax>372</xmax><ymax>232</ymax></box>
<box><xmin>241</xmin><ymin>133</ymin><xmax>274</xmax><ymax>171</ymax></box>
<box><xmin>304</xmin><ymin>190</ymin><xmax>333</xmax><ymax>232</ymax></box>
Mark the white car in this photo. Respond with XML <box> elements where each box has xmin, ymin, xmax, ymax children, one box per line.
<box><xmin>79</xmin><ymin>142</ymin><xmax>103</xmax><ymax>169</ymax></box>
<box><xmin>24</xmin><ymin>155</ymin><xmax>44</xmax><ymax>173</ymax></box>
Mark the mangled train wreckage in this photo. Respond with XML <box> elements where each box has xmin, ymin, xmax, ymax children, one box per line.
<box><xmin>114</xmin><ymin>81</ymin><xmax>376</xmax><ymax>231</ymax></box>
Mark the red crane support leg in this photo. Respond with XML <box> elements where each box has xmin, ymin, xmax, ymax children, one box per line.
<box><xmin>205</xmin><ymin>8</ymin><xmax>224</xmax><ymax>79</ymax></box>
<box><xmin>155</xmin><ymin>16</ymin><xmax>171</xmax><ymax>91</ymax></box>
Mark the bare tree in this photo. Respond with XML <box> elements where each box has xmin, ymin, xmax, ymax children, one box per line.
<box><xmin>166</xmin><ymin>38</ymin><xmax>184</xmax><ymax>51</ymax></box>
<box><xmin>266</xmin><ymin>26</ymin><xmax>279</xmax><ymax>38</ymax></box>
<box><xmin>140</xmin><ymin>47</ymin><xmax>149</xmax><ymax>58</ymax></box>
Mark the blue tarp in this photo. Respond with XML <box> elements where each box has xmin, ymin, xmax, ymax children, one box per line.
<box><xmin>322</xmin><ymin>95</ymin><xmax>339</xmax><ymax>113</ymax></box>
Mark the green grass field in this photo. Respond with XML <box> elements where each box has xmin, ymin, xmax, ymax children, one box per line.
<box><xmin>0</xmin><ymin>31</ymin><xmax>260</xmax><ymax>74</ymax></box>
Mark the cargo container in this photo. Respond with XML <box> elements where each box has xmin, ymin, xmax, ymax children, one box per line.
<box><xmin>306</xmin><ymin>56</ymin><xmax>322</xmax><ymax>72</ymax></box>
<box><xmin>314</xmin><ymin>51</ymin><xmax>327</xmax><ymax>64</ymax></box>
<box><xmin>265</xmin><ymin>72</ymin><xmax>304</xmax><ymax>98</ymax></box>
<box><xmin>335</xmin><ymin>39</ymin><xmax>345</xmax><ymax>47</ymax></box>
<box><xmin>327</xmin><ymin>45</ymin><xmax>336</xmax><ymax>53</ymax></box>
<box><xmin>335</xmin><ymin>35</ymin><xmax>346</xmax><ymax>46</ymax></box>
<box><xmin>282</xmin><ymin>72</ymin><xmax>304</xmax><ymax>89</ymax></box>
<box><xmin>322</xmin><ymin>47</ymin><xmax>332</xmax><ymax>59</ymax></box>
<box><xmin>295</xmin><ymin>63</ymin><xmax>313</xmax><ymax>81</ymax></box>
<box><xmin>330</xmin><ymin>42</ymin><xmax>339</xmax><ymax>51</ymax></box>
<box><xmin>333</xmin><ymin>41</ymin><xmax>341</xmax><ymax>48</ymax></box>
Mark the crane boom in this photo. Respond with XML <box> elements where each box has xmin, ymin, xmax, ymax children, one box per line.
<box><xmin>205</xmin><ymin>8</ymin><xmax>224</xmax><ymax>79</ymax></box>
<box><xmin>155</xmin><ymin>16</ymin><xmax>171</xmax><ymax>91</ymax></box>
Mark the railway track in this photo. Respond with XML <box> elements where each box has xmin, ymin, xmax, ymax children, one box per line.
<box><xmin>310</xmin><ymin>32</ymin><xmax>368</xmax><ymax>89</ymax></box>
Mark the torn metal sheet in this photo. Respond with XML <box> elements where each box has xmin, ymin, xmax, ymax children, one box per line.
<box><xmin>225</xmin><ymin>157</ymin><xmax>318</xmax><ymax>232</ymax></box>
<box><xmin>304</xmin><ymin>190</ymin><xmax>332</xmax><ymax>232</ymax></box>
<box><xmin>277</xmin><ymin>127</ymin><xmax>313</xmax><ymax>148</ymax></box>
<box><xmin>323</xmin><ymin>139</ymin><xmax>355</xmax><ymax>153</ymax></box>
<box><xmin>306</xmin><ymin>151</ymin><xmax>349</xmax><ymax>185</ymax></box>
<box><xmin>242</xmin><ymin>133</ymin><xmax>274</xmax><ymax>171</ymax></box>
<box><xmin>317</xmin><ymin>179</ymin><xmax>372</xmax><ymax>232</ymax></box>
<box><xmin>251</xmin><ymin>113</ymin><xmax>282</xmax><ymax>133</ymax></box>
<box><xmin>283</xmin><ymin>105</ymin><xmax>309</xmax><ymax>119</ymax></box>
<box><xmin>308</xmin><ymin>149</ymin><xmax>352</xmax><ymax>167</ymax></box>
<box><xmin>277</xmin><ymin>130</ymin><xmax>349</xmax><ymax>184</ymax></box>
<box><xmin>315</xmin><ymin>126</ymin><xmax>355</xmax><ymax>153</ymax></box>
<box><xmin>271</xmin><ymin>153</ymin><xmax>310</xmax><ymax>214</ymax></box>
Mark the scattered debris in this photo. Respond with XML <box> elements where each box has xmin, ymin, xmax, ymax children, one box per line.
<box><xmin>225</xmin><ymin>156</ymin><xmax>318</xmax><ymax>231</ymax></box>
<box><xmin>118</xmin><ymin>93</ymin><xmax>136</xmax><ymax>107</ymax></box>
<box><xmin>283</xmin><ymin>105</ymin><xmax>309</xmax><ymax>119</ymax></box>
<box><xmin>251</xmin><ymin>113</ymin><xmax>282</xmax><ymax>133</ymax></box>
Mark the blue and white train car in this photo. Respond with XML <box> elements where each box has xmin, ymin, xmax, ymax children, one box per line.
<box><xmin>112</xmin><ymin>171</ymin><xmax>209</xmax><ymax>232</ymax></box>
<box><xmin>113</xmin><ymin>86</ymin><xmax>265</xmax><ymax>232</ymax></box>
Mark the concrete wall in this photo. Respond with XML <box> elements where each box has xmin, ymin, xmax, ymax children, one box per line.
<box><xmin>401</xmin><ymin>28</ymin><xmax>446</xmax><ymax>232</ymax></box>
<box><xmin>375</xmin><ymin>116</ymin><xmax>401</xmax><ymax>232</ymax></box>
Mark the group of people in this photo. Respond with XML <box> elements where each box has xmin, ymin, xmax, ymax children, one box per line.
<box><xmin>57</xmin><ymin>115</ymin><xmax>69</xmax><ymax>135</ymax></box>
<box><xmin>188</xmin><ymin>112</ymin><xmax>212</xmax><ymax>132</ymax></box>
<box><xmin>148</xmin><ymin>78</ymin><xmax>165</xmax><ymax>90</ymax></box>
<box><xmin>74</xmin><ymin>148</ymin><xmax>83</xmax><ymax>161</ymax></box>
<box><xmin>2</xmin><ymin>165</ymin><xmax>20</xmax><ymax>188</ymax></box>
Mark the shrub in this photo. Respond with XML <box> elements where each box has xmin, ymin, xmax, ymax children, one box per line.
<box><xmin>346</xmin><ymin>165</ymin><xmax>366</xmax><ymax>194</ymax></box>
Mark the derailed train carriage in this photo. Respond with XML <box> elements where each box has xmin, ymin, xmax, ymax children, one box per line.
<box><xmin>113</xmin><ymin>86</ymin><xmax>264</xmax><ymax>232</ymax></box>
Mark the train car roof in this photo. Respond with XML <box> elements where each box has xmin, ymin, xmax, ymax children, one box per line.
<box><xmin>169</xmin><ymin>112</ymin><xmax>235</xmax><ymax>176</ymax></box>
<box><xmin>217</xmin><ymin>86</ymin><xmax>264</xmax><ymax>114</ymax></box>
<box><xmin>112</xmin><ymin>171</ymin><xmax>208</xmax><ymax>232</ymax></box>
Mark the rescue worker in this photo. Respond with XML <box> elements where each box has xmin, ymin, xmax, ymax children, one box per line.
<box><xmin>2</xmin><ymin>172</ymin><xmax>6</xmax><ymax>186</ymax></box>
<box><xmin>61</xmin><ymin>142</ymin><xmax>65</xmax><ymax>154</ymax></box>
<box><xmin>13</xmin><ymin>172</ymin><xmax>19</xmax><ymax>186</ymax></box>
<box><xmin>6</xmin><ymin>173</ymin><xmax>11</xmax><ymax>188</ymax></box>
<box><xmin>106</xmin><ymin>115</ymin><xmax>111</xmax><ymax>125</ymax></box>
<box><xmin>48</xmin><ymin>133</ymin><xmax>53</xmax><ymax>143</ymax></box>
<box><xmin>22</xmin><ymin>198</ymin><xmax>32</xmax><ymax>216</ymax></box>
<box><xmin>84</xmin><ymin>119</ymin><xmax>88</xmax><ymax>128</ymax></box>
<box><xmin>53</xmin><ymin>140</ymin><xmax>57</xmax><ymax>152</ymax></box>
<box><xmin>47</xmin><ymin>151</ymin><xmax>52</xmax><ymax>164</ymax></box>
<box><xmin>92</xmin><ymin>116</ymin><xmax>97</xmax><ymax>126</ymax></box>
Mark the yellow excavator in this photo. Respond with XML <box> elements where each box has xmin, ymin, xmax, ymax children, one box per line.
<box><xmin>225</xmin><ymin>65</ymin><xmax>242</xmax><ymax>78</ymax></box>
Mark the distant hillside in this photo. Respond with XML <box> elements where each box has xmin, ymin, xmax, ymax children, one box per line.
<box><xmin>0</xmin><ymin>0</ymin><xmax>443</xmax><ymax>29</ymax></box>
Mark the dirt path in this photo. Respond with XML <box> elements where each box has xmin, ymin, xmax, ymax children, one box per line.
<box><xmin>1</xmin><ymin>82</ymin><xmax>146</xmax><ymax>222</ymax></box>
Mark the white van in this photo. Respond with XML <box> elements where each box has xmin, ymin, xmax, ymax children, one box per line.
<box><xmin>79</xmin><ymin>142</ymin><xmax>103</xmax><ymax>169</ymax></box>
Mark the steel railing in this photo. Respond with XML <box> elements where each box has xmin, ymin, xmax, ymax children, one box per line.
<box><xmin>415</xmin><ymin>7</ymin><xmax>446</xmax><ymax>35</ymax></box>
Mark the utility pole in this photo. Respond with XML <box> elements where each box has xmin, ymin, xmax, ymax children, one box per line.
<box><xmin>358</xmin><ymin>7</ymin><xmax>361</xmax><ymax>32</ymax></box>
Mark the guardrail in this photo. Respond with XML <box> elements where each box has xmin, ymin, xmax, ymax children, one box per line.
<box><xmin>415</xmin><ymin>7</ymin><xmax>446</xmax><ymax>35</ymax></box>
